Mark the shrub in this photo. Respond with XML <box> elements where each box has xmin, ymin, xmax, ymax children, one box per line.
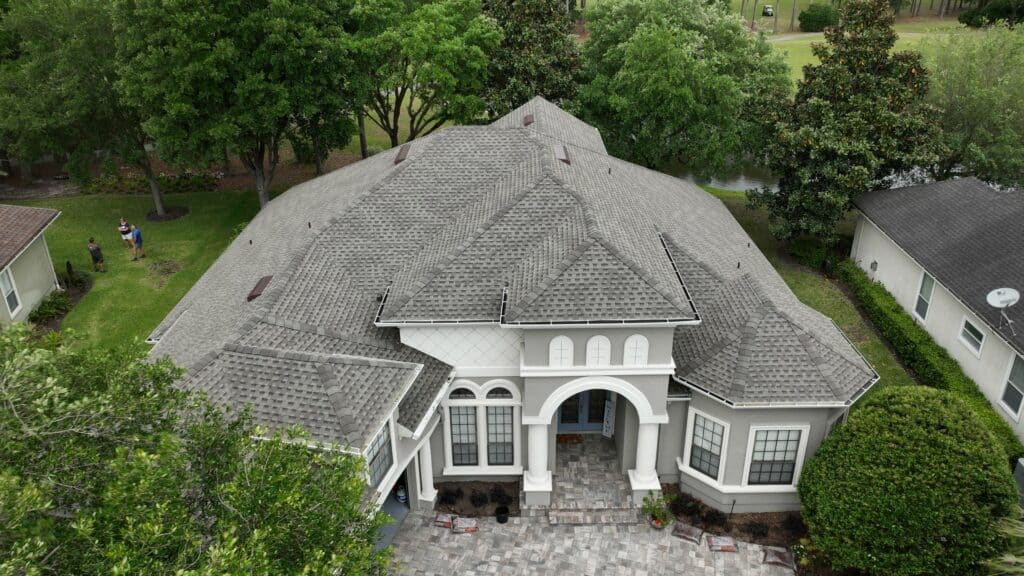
<box><xmin>641</xmin><ymin>491</ymin><xmax>675</xmax><ymax>526</ymax></box>
<box><xmin>799</xmin><ymin>386</ymin><xmax>1018</xmax><ymax>576</ymax></box>
<box><xmin>798</xmin><ymin>3</ymin><xmax>839</xmax><ymax>31</ymax></box>
<box><xmin>959</xmin><ymin>0</ymin><xmax>1023</xmax><ymax>26</ymax></box>
<box><xmin>81</xmin><ymin>173</ymin><xmax>217</xmax><ymax>195</ymax></box>
<box><xmin>669</xmin><ymin>491</ymin><xmax>697</xmax><ymax>517</ymax></box>
<box><xmin>747</xmin><ymin>521</ymin><xmax>770</xmax><ymax>538</ymax></box>
<box><xmin>783</xmin><ymin>511</ymin><xmax>807</xmax><ymax>534</ymax></box>
<box><xmin>470</xmin><ymin>489</ymin><xmax>489</xmax><ymax>509</ymax></box>
<box><xmin>488</xmin><ymin>484</ymin><xmax>511</xmax><ymax>507</ymax></box>
<box><xmin>836</xmin><ymin>260</ymin><xmax>1024</xmax><ymax>464</ymax></box>
<box><xmin>28</xmin><ymin>291</ymin><xmax>71</xmax><ymax>323</ymax></box>
<box><xmin>701</xmin><ymin>507</ymin><xmax>727</xmax><ymax>528</ymax></box>
<box><xmin>437</xmin><ymin>487</ymin><xmax>459</xmax><ymax>507</ymax></box>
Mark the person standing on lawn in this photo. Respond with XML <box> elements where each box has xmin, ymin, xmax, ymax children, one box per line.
<box><xmin>130</xmin><ymin>225</ymin><xmax>145</xmax><ymax>261</ymax></box>
<box><xmin>117</xmin><ymin>217</ymin><xmax>132</xmax><ymax>249</ymax></box>
<box><xmin>87</xmin><ymin>237</ymin><xmax>106</xmax><ymax>272</ymax></box>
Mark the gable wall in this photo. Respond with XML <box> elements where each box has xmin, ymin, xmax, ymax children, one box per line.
<box><xmin>1</xmin><ymin>234</ymin><xmax>57</xmax><ymax>325</ymax></box>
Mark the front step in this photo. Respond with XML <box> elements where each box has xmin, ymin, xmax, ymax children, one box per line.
<box><xmin>547</xmin><ymin>507</ymin><xmax>640</xmax><ymax>526</ymax></box>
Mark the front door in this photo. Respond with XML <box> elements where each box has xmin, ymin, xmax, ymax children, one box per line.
<box><xmin>558</xmin><ymin>390</ymin><xmax>609</xmax><ymax>432</ymax></box>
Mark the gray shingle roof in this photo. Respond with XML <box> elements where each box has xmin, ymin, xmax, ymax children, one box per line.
<box><xmin>154</xmin><ymin>96</ymin><xmax>876</xmax><ymax>445</ymax></box>
<box><xmin>0</xmin><ymin>204</ymin><xmax>58</xmax><ymax>268</ymax></box>
<box><xmin>854</xmin><ymin>177</ymin><xmax>1024</xmax><ymax>357</ymax></box>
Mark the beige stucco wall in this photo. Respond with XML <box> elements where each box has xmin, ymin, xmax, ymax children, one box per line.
<box><xmin>1</xmin><ymin>233</ymin><xmax>57</xmax><ymax>325</ymax></box>
<box><xmin>851</xmin><ymin>214</ymin><xmax>1023</xmax><ymax>439</ymax></box>
<box><xmin>521</xmin><ymin>326</ymin><xmax>676</xmax><ymax>367</ymax></box>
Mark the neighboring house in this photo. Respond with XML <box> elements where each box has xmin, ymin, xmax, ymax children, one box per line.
<box><xmin>0</xmin><ymin>204</ymin><xmax>60</xmax><ymax>325</ymax></box>
<box><xmin>150</xmin><ymin>97</ymin><xmax>877</xmax><ymax>516</ymax></box>
<box><xmin>852</xmin><ymin>178</ymin><xmax>1024</xmax><ymax>440</ymax></box>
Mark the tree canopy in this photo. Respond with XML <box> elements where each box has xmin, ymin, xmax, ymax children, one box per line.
<box><xmin>113</xmin><ymin>0</ymin><xmax>362</xmax><ymax>208</ymax></box>
<box><xmin>749</xmin><ymin>0</ymin><xmax>941</xmax><ymax>244</ymax></box>
<box><xmin>0</xmin><ymin>325</ymin><xmax>389</xmax><ymax>574</ymax></box>
<box><xmin>799</xmin><ymin>386</ymin><xmax>1018</xmax><ymax>576</ymax></box>
<box><xmin>481</xmin><ymin>0</ymin><xmax>579</xmax><ymax>118</ymax></box>
<box><xmin>923</xmin><ymin>23</ymin><xmax>1024</xmax><ymax>189</ymax></box>
<box><xmin>577</xmin><ymin>0</ymin><xmax>790</xmax><ymax>173</ymax></box>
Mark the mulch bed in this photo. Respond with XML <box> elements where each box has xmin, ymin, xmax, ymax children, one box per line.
<box><xmin>434</xmin><ymin>480</ymin><xmax>521</xmax><ymax>518</ymax></box>
<box><xmin>35</xmin><ymin>276</ymin><xmax>92</xmax><ymax>334</ymax></box>
<box><xmin>146</xmin><ymin>205</ymin><xmax>190</xmax><ymax>221</ymax></box>
<box><xmin>662</xmin><ymin>484</ymin><xmax>807</xmax><ymax>548</ymax></box>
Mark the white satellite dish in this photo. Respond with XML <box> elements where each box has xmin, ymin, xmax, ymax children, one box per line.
<box><xmin>987</xmin><ymin>288</ymin><xmax>1019</xmax><ymax>336</ymax></box>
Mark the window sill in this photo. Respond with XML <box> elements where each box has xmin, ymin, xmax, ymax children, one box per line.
<box><xmin>676</xmin><ymin>458</ymin><xmax>797</xmax><ymax>495</ymax></box>
<box><xmin>999</xmin><ymin>400</ymin><xmax>1022</xmax><ymax>423</ymax></box>
<box><xmin>957</xmin><ymin>336</ymin><xmax>984</xmax><ymax>359</ymax></box>
<box><xmin>443</xmin><ymin>465</ymin><xmax>523</xmax><ymax>476</ymax></box>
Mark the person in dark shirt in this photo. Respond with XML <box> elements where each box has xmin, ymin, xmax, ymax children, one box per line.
<box><xmin>88</xmin><ymin>237</ymin><xmax>106</xmax><ymax>272</ymax></box>
<box><xmin>117</xmin><ymin>217</ymin><xmax>132</xmax><ymax>249</ymax></box>
<box><xmin>130</xmin><ymin>225</ymin><xmax>145</xmax><ymax>261</ymax></box>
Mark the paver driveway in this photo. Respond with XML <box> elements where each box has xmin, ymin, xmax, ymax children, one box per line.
<box><xmin>390</xmin><ymin>511</ymin><xmax>796</xmax><ymax>576</ymax></box>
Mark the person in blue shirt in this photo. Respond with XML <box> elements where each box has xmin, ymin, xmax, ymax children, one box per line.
<box><xmin>130</xmin><ymin>225</ymin><xmax>146</xmax><ymax>261</ymax></box>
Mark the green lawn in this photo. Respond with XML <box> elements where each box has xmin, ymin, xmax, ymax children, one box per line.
<box><xmin>704</xmin><ymin>187</ymin><xmax>917</xmax><ymax>396</ymax></box>
<box><xmin>13</xmin><ymin>191</ymin><xmax>259</xmax><ymax>348</ymax></box>
<box><xmin>775</xmin><ymin>32</ymin><xmax>936</xmax><ymax>82</ymax></box>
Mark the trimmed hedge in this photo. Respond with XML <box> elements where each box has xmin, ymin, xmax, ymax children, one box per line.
<box><xmin>81</xmin><ymin>173</ymin><xmax>218</xmax><ymax>195</ymax></box>
<box><xmin>837</xmin><ymin>260</ymin><xmax>1024</xmax><ymax>463</ymax></box>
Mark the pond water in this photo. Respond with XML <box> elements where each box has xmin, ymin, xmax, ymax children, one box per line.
<box><xmin>666</xmin><ymin>159</ymin><xmax>779</xmax><ymax>193</ymax></box>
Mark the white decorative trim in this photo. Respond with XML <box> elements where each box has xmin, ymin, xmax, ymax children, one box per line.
<box><xmin>586</xmin><ymin>335</ymin><xmax>612</xmax><ymax>367</ymax></box>
<box><xmin>443</xmin><ymin>465</ymin><xmax>524</xmax><ymax>476</ymax></box>
<box><xmin>913</xmin><ymin>271</ymin><xmax>933</xmax><ymax>324</ymax></box>
<box><xmin>519</xmin><ymin>364</ymin><xmax>676</xmax><ymax>378</ymax></box>
<box><xmin>623</xmin><ymin>334</ymin><xmax>649</xmax><ymax>366</ymax></box>
<box><xmin>365</xmin><ymin>415</ymin><xmax>397</xmax><ymax>498</ymax></box>
<box><xmin>680</xmin><ymin>407</ymin><xmax>730</xmax><ymax>485</ymax></box>
<box><xmin>523</xmin><ymin>375</ymin><xmax>668</xmax><ymax>425</ymax></box>
<box><xmin>549</xmin><ymin>335</ymin><xmax>573</xmax><ymax>367</ymax></box>
<box><xmin>454</xmin><ymin>366</ymin><xmax>520</xmax><ymax>377</ymax></box>
<box><xmin>511</xmin><ymin>320</ymin><xmax>700</xmax><ymax>329</ymax></box>
<box><xmin>677</xmin><ymin>457</ymin><xmax>798</xmax><ymax>494</ymax></box>
<box><xmin>999</xmin><ymin>354</ymin><xmax>1024</xmax><ymax>422</ymax></box>
<box><xmin>411</xmin><ymin>370</ymin><xmax>455</xmax><ymax>440</ymax></box>
<box><xmin>441</xmin><ymin>380</ymin><xmax>522</xmax><ymax>473</ymax></box>
<box><xmin>958</xmin><ymin>315</ymin><xmax>986</xmax><ymax>358</ymax></box>
<box><xmin>628</xmin><ymin>469</ymin><xmax>662</xmax><ymax>492</ymax></box>
<box><xmin>739</xmin><ymin>424</ymin><xmax>811</xmax><ymax>488</ymax></box>
<box><xmin>523</xmin><ymin>470</ymin><xmax>552</xmax><ymax>493</ymax></box>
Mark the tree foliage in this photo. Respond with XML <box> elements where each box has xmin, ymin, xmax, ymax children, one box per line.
<box><xmin>0</xmin><ymin>325</ymin><xmax>389</xmax><ymax>574</ymax></box>
<box><xmin>113</xmin><ymin>0</ymin><xmax>362</xmax><ymax>208</ymax></box>
<box><xmin>798</xmin><ymin>3</ymin><xmax>840</xmax><ymax>31</ymax></box>
<box><xmin>749</xmin><ymin>0</ymin><xmax>941</xmax><ymax>244</ymax></box>
<box><xmin>923</xmin><ymin>23</ymin><xmax>1024</xmax><ymax>189</ymax></box>
<box><xmin>353</xmin><ymin>0</ymin><xmax>501</xmax><ymax>147</ymax></box>
<box><xmin>799</xmin><ymin>386</ymin><xmax>1018</xmax><ymax>576</ymax></box>
<box><xmin>577</xmin><ymin>0</ymin><xmax>790</xmax><ymax>173</ymax></box>
<box><xmin>481</xmin><ymin>0</ymin><xmax>579</xmax><ymax>118</ymax></box>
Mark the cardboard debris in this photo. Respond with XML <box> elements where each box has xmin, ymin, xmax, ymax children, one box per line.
<box><xmin>452</xmin><ymin>517</ymin><xmax>479</xmax><ymax>534</ymax></box>
<box><xmin>706</xmin><ymin>535</ymin><xmax>738</xmax><ymax>552</ymax></box>
<box><xmin>433</xmin><ymin>513</ymin><xmax>457</xmax><ymax>529</ymax></box>
<box><xmin>672</xmin><ymin>522</ymin><xmax>704</xmax><ymax>544</ymax></box>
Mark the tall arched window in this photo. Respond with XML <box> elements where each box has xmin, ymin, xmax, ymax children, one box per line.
<box><xmin>549</xmin><ymin>336</ymin><xmax>574</xmax><ymax>367</ymax></box>
<box><xmin>586</xmin><ymin>335</ymin><xmax>611</xmax><ymax>367</ymax></box>
<box><xmin>441</xmin><ymin>380</ymin><xmax>522</xmax><ymax>472</ymax></box>
<box><xmin>623</xmin><ymin>334</ymin><xmax>649</xmax><ymax>366</ymax></box>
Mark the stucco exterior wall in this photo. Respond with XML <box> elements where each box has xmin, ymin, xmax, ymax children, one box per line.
<box><xmin>399</xmin><ymin>326</ymin><xmax>523</xmax><ymax>374</ymax></box>
<box><xmin>852</xmin><ymin>214</ymin><xmax>1024</xmax><ymax>439</ymax></box>
<box><xmin>521</xmin><ymin>327</ymin><xmax>676</xmax><ymax>367</ymax></box>
<box><xmin>657</xmin><ymin>400</ymin><xmax>690</xmax><ymax>481</ymax></box>
<box><xmin>1</xmin><ymin>234</ymin><xmax>57</xmax><ymax>325</ymax></box>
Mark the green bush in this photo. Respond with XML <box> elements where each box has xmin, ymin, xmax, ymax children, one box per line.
<box><xmin>799</xmin><ymin>3</ymin><xmax>840</xmax><ymax>31</ymax></box>
<box><xmin>81</xmin><ymin>173</ymin><xmax>217</xmax><ymax>195</ymax></box>
<box><xmin>959</xmin><ymin>0</ymin><xmax>1023</xmax><ymax>26</ymax></box>
<box><xmin>837</xmin><ymin>260</ymin><xmax>1024</xmax><ymax>463</ymax></box>
<box><xmin>28</xmin><ymin>291</ymin><xmax>72</xmax><ymax>324</ymax></box>
<box><xmin>799</xmin><ymin>386</ymin><xmax>1018</xmax><ymax>576</ymax></box>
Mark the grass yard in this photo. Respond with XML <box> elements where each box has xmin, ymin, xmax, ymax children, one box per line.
<box><xmin>704</xmin><ymin>187</ymin><xmax>917</xmax><ymax>397</ymax></box>
<box><xmin>774</xmin><ymin>31</ymin><xmax>939</xmax><ymax>82</ymax></box>
<box><xmin>12</xmin><ymin>191</ymin><xmax>260</xmax><ymax>349</ymax></box>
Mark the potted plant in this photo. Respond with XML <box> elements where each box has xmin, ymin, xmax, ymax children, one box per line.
<box><xmin>641</xmin><ymin>491</ymin><xmax>675</xmax><ymax>530</ymax></box>
<box><xmin>490</xmin><ymin>485</ymin><xmax>512</xmax><ymax>524</ymax></box>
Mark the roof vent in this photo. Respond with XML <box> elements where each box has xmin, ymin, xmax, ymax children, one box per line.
<box><xmin>554</xmin><ymin>145</ymin><xmax>570</xmax><ymax>165</ymax></box>
<box><xmin>523</xmin><ymin>114</ymin><xmax>535</xmax><ymax>127</ymax></box>
<box><xmin>247</xmin><ymin>275</ymin><xmax>273</xmax><ymax>302</ymax></box>
<box><xmin>394</xmin><ymin>143</ymin><xmax>412</xmax><ymax>165</ymax></box>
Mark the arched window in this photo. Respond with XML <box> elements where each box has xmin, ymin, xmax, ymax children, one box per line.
<box><xmin>549</xmin><ymin>336</ymin><xmax>574</xmax><ymax>367</ymax></box>
<box><xmin>586</xmin><ymin>335</ymin><xmax>611</xmax><ymax>367</ymax></box>
<box><xmin>623</xmin><ymin>334</ymin><xmax>649</xmax><ymax>366</ymax></box>
<box><xmin>486</xmin><ymin>387</ymin><xmax>514</xmax><ymax>399</ymax></box>
<box><xmin>448</xmin><ymin>387</ymin><xmax>476</xmax><ymax>400</ymax></box>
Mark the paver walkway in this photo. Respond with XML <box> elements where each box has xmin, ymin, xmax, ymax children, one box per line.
<box><xmin>391</xmin><ymin>511</ymin><xmax>796</xmax><ymax>575</ymax></box>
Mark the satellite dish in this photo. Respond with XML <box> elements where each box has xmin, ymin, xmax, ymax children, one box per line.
<box><xmin>987</xmin><ymin>288</ymin><xmax>1019</xmax><ymax>336</ymax></box>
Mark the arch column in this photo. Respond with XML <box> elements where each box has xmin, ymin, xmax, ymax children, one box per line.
<box><xmin>417</xmin><ymin>442</ymin><xmax>437</xmax><ymax>504</ymax></box>
<box><xmin>628</xmin><ymin>422</ymin><xmax>662</xmax><ymax>504</ymax></box>
<box><xmin>523</xmin><ymin>423</ymin><xmax>552</xmax><ymax>506</ymax></box>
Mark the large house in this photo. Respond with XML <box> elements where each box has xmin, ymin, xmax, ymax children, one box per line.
<box><xmin>852</xmin><ymin>178</ymin><xmax>1024</xmax><ymax>440</ymax></box>
<box><xmin>0</xmin><ymin>204</ymin><xmax>60</xmax><ymax>325</ymax></box>
<box><xmin>150</xmin><ymin>98</ymin><xmax>876</xmax><ymax>516</ymax></box>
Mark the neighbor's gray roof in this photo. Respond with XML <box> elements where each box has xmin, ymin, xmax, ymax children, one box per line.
<box><xmin>855</xmin><ymin>177</ymin><xmax>1024</xmax><ymax>357</ymax></box>
<box><xmin>154</xmin><ymin>97</ymin><xmax>876</xmax><ymax>444</ymax></box>
<box><xmin>0</xmin><ymin>204</ymin><xmax>58</xmax><ymax>268</ymax></box>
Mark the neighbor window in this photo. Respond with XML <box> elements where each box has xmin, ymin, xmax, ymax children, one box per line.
<box><xmin>549</xmin><ymin>336</ymin><xmax>573</xmax><ymax>367</ymax></box>
<box><xmin>1001</xmin><ymin>355</ymin><xmax>1024</xmax><ymax>417</ymax></box>
<box><xmin>914</xmin><ymin>273</ymin><xmax>934</xmax><ymax>320</ymax></box>
<box><xmin>0</xmin><ymin>268</ymin><xmax>18</xmax><ymax>315</ymax></box>
<box><xmin>960</xmin><ymin>318</ymin><xmax>985</xmax><ymax>354</ymax></box>
<box><xmin>623</xmin><ymin>334</ymin><xmax>649</xmax><ymax>366</ymax></box>
<box><xmin>586</xmin><ymin>335</ymin><xmax>611</xmax><ymax>367</ymax></box>
<box><xmin>689</xmin><ymin>413</ymin><xmax>725</xmax><ymax>480</ymax></box>
<box><xmin>747</xmin><ymin>429</ymin><xmax>802</xmax><ymax>485</ymax></box>
<box><xmin>366</xmin><ymin>422</ymin><xmax>393</xmax><ymax>488</ymax></box>
<box><xmin>449</xmin><ymin>406</ymin><xmax>478</xmax><ymax>466</ymax></box>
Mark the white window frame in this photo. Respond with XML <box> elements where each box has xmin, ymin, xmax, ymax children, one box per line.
<box><xmin>549</xmin><ymin>336</ymin><xmax>574</xmax><ymax>367</ymax></box>
<box><xmin>740</xmin><ymin>424</ymin><xmax>810</xmax><ymax>489</ymax></box>
<box><xmin>958</xmin><ymin>316</ymin><xmax>985</xmax><ymax>358</ymax></box>
<box><xmin>680</xmin><ymin>407</ymin><xmax>730</xmax><ymax>485</ymax></box>
<box><xmin>364</xmin><ymin>419</ymin><xmax>396</xmax><ymax>491</ymax></box>
<box><xmin>999</xmin><ymin>354</ymin><xmax>1024</xmax><ymax>422</ymax></box>
<box><xmin>586</xmin><ymin>335</ymin><xmax>611</xmax><ymax>367</ymax></box>
<box><xmin>441</xmin><ymin>379</ymin><xmax>523</xmax><ymax>475</ymax></box>
<box><xmin>913</xmin><ymin>272</ymin><xmax>934</xmax><ymax>323</ymax></box>
<box><xmin>0</xmin><ymin>267</ymin><xmax>21</xmax><ymax>317</ymax></box>
<box><xmin>623</xmin><ymin>334</ymin><xmax>649</xmax><ymax>366</ymax></box>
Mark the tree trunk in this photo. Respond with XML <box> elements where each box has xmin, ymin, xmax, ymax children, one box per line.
<box><xmin>357</xmin><ymin>114</ymin><xmax>369</xmax><ymax>159</ymax></box>
<box><xmin>938</xmin><ymin>0</ymin><xmax>947</xmax><ymax>17</ymax></box>
<box><xmin>751</xmin><ymin>0</ymin><xmax>760</xmax><ymax>26</ymax></box>
<box><xmin>221</xmin><ymin>147</ymin><xmax>232</xmax><ymax>176</ymax></box>
<box><xmin>241</xmin><ymin>141</ymin><xmax>280</xmax><ymax>210</ymax></box>
<box><xmin>773</xmin><ymin>6</ymin><xmax>779</xmax><ymax>32</ymax></box>
<box><xmin>314</xmin><ymin>142</ymin><xmax>325</xmax><ymax>176</ymax></box>
<box><xmin>790</xmin><ymin>0</ymin><xmax>798</xmax><ymax>31</ymax></box>
<box><xmin>138</xmin><ymin>156</ymin><xmax>166</xmax><ymax>216</ymax></box>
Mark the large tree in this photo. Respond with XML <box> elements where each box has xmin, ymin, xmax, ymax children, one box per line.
<box><xmin>923</xmin><ymin>23</ymin><xmax>1024</xmax><ymax>189</ymax></box>
<box><xmin>799</xmin><ymin>386</ymin><xmax>1017</xmax><ymax>576</ymax></box>
<box><xmin>748</xmin><ymin>0</ymin><xmax>941</xmax><ymax>244</ymax></box>
<box><xmin>114</xmin><ymin>0</ymin><xmax>362</xmax><ymax>208</ymax></box>
<box><xmin>481</xmin><ymin>0</ymin><xmax>579</xmax><ymax>118</ymax></box>
<box><xmin>0</xmin><ymin>326</ymin><xmax>390</xmax><ymax>574</ymax></box>
<box><xmin>0</xmin><ymin>0</ymin><xmax>169</xmax><ymax>213</ymax></box>
<box><xmin>577</xmin><ymin>0</ymin><xmax>791</xmax><ymax>174</ymax></box>
<box><xmin>353</xmin><ymin>0</ymin><xmax>502</xmax><ymax>147</ymax></box>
